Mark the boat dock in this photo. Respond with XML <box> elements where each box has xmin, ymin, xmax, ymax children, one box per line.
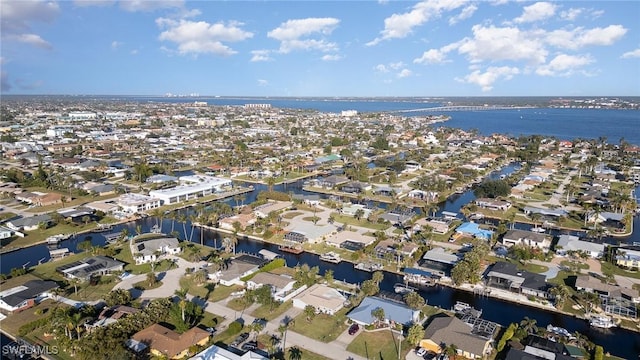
<box><xmin>355</xmin><ymin>261</ymin><xmax>383</xmax><ymax>272</ymax></box>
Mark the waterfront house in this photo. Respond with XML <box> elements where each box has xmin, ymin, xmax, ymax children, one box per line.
<box><xmin>218</xmin><ymin>213</ymin><xmax>257</xmax><ymax>231</ymax></box>
<box><xmin>253</xmin><ymin>200</ymin><xmax>292</xmax><ymax>219</ymax></box>
<box><xmin>575</xmin><ymin>274</ymin><xmax>640</xmax><ymax>303</ymax></box>
<box><xmin>420</xmin><ymin>247</ymin><xmax>460</xmax><ymax>277</ymax></box>
<box><xmin>341</xmin><ymin>203</ymin><xmax>372</xmax><ymax>219</ymax></box>
<box><xmin>128</xmin><ymin>323</ymin><xmax>210</xmax><ymax>359</ymax></box>
<box><xmin>474</xmin><ymin>198</ymin><xmax>512</xmax><ymax>211</ymax></box>
<box><xmin>341</xmin><ymin>181</ymin><xmax>371</xmax><ymax>194</ymax></box>
<box><xmin>292</xmin><ymin>283</ymin><xmax>347</xmax><ymax>315</ymax></box>
<box><xmin>502</xmin><ymin>229</ymin><xmax>551</xmax><ymax>252</ymax></box>
<box><xmin>56</xmin><ymin>256</ymin><xmax>124</xmax><ymax>281</ymax></box>
<box><xmin>485</xmin><ymin>261</ymin><xmax>550</xmax><ymax>299</ymax></box>
<box><xmin>246</xmin><ymin>272</ymin><xmax>297</xmax><ymax>302</ymax></box>
<box><xmin>523</xmin><ymin>206</ymin><xmax>568</xmax><ymax>220</ymax></box>
<box><xmin>311</xmin><ymin>175</ymin><xmax>349</xmax><ymax>189</ymax></box>
<box><xmin>0</xmin><ymin>225</ymin><xmax>14</xmax><ymax>239</ymax></box>
<box><xmin>615</xmin><ymin>247</ymin><xmax>640</xmax><ymax>269</ymax></box>
<box><xmin>0</xmin><ymin>280</ymin><xmax>58</xmax><ymax>313</ymax></box>
<box><xmin>130</xmin><ymin>234</ymin><xmax>181</xmax><ymax>264</ymax></box>
<box><xmin>455</xmin><ymin>222</ymin><xmax>494</xmax><ymax>241</ymax></box>
<box><xmin>347</xmin><ymin>296</ymin><xmax>420</xmax><ymax>326</ymax></box>
<box><xmin>555</xmin><ymin>235</ymin><xmax>604</xmax><ymax>258</ymax></box>
<box><xmin>5</xmin><ymin>214</ymin><xmax>52</xmax><ymax>232</ymax></box>
<box><xmin>414</xmin><ymin>217</ymin><xmax>451</xmax><ymax>235</ymax></box>
<box><xmin>208</xmin><ymin>254</ymin><xmax>265</xmax><ymax>286</ymax></box>
<box><xmin>325</xmin><ymin>230</ymin><xmax>376</xmax><ymax>249</ymax></box>
<box><xmin>420</xmin><ymin>315</ymin><xmax>494</xmax><ymax>359</ymax></box>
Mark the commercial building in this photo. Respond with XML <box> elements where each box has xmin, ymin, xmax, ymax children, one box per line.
<box><xmin>117</xmin><ymin>193</ymin><xmax>161</xmax><ymax>214</ymax></box>
<box><xmin>149</xmin><ymin>175</ymin><xmax>232</xmax><ymax>205</ymax></box>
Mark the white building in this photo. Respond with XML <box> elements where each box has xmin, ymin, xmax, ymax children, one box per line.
<box><xmin>149</xmin><ymin>175</ymin><xmax>232</xmax><ymax>205</ymax></box>
<box><xmin>130</xmin><ymin>235</ymin><xmax>181</xmax><ymax>264</ymax></box>
<box><xmin>117</xmin><ymin>193</ymin><xmax>161</xmax><ymax>214</ymax></box>
<box><xmin>67</xmin><ymin>111</ymin><xmax>97</xmax><ymax>121</ymax></box>
<box><xmin>292</xmin><ymin>283</ymin><xmax>347</xmax><ymax>315</ymax></box>
<box><xmin>555</xmin><ymin>235</ymin><xmax>605</xmax><ymax>258</ymax></box>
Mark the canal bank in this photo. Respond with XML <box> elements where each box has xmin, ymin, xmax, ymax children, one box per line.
<box><xmin>2</xmin><ymin>172</ymin><xmax>640</xmax><ymax>358</ymax></box>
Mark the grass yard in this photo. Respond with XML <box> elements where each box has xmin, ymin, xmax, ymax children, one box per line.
<box><xmin>601</xmin><ymin>261</ymin><xmax>640</xmax><ymax>280</ymax></box>
<box><xmin>132</xmin><ymin>279</ymin><xmax>163</xmax><ymax>290</ymax></box>
<box><xmin>290</xmin><ymin>308</ymin><xmax>349</xmax><ymax>342</ymax></box>
<box><xmin>331</xmin><ymin>213</ymin><xmax>391</xmax><ymax>231</ymax></box>
<box><xmin>226</xmin><ymin>297</ymin><xmax>250</xmax><ymax>311</ymax></box>
<box><xmin>251</xmin><ymin>300</ymin><xmax>292</xmax><ymax>321</ymax></box>
<box><xmin>178</xmin><ymin>276</ymin><xmax>241</xmax><ymax>302</ymax></box>
<box><xmin>283</xmin><ymin>347</ymin><xmax>332</xmax><ymax>360</ymax></box>
<box><xmin>0</xmin><ymin>298</ymin><xmax>69</xmax><ymax>336</ymax></box>
<box><xmin>346</xmin><ymin>330</ymin><xmax>411</xmax><ymax>360</ymax></box>
<box><xmin>281</xmin><ymin>211</ymin><xmax>304</xmax><ymax>219</ymax></box>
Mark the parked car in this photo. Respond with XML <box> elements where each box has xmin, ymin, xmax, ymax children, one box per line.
<box><xmin>348</xmin><ymin>323</ymin><xmax>359</xmax><ymax>335</ymax></box>
<box><xmin>241</xmin><ymin>341</ymin><xmax>257</xmax><ymax>351</ymax></box>
<box><xmin>416</xmin><ymin>347</ymin><xmax>427</xmax><ymax>357</ymax></box>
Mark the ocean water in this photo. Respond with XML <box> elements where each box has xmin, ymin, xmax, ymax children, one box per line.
<box><xmin>129</xmin><ymin>97</ymin><xmax>640</xmax><ymax>146</ymax></box>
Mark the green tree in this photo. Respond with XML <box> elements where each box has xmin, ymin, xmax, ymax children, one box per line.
<box><xmin>404</xmin><ymin>291</ymin><xmax>426</xmax><ymax>310</ymax></box>
<box><xmin>371</xmin><ymin>307</ymin><xmax>386</xmax><ymax>327</ymax></box>
<box><xmin>288</xmin><ymin>346</ymin><xmax>303</xmax><ymax>360</ymax></box>
<box><xmin>406</xmin><ymin>323</ymin><xmax>425</xmax><ymax>347</ymax></box>
<box><xmin>303</xmin><ymin>305</ymin><xmax>316</xmax><ymax>322</ymax></box>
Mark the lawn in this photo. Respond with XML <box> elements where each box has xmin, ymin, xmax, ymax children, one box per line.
<box><xmin>281</xmin><ymin>211</ymin><xmax>303</xmax><ymax>219</ymax></box>
<box><xmin>197</xmin><ymin>311</ymin><xmax>225</xmax><ymax>329</ymax></box>
<box><xmin>283</xmin><ymin>347</ymin><xmax>332</xmax><ymax>360</ymax></box>
<box><xmin>346</xmin><ymin>330</ymin><xmax>411</xmax><ymax>360</ymax></box>
<box><xmin>289</xmin><ymin>308</ymin><xmax>349</xmax><ymax>342</ymax></box>
<box><xmin>179</xmin><ymin>276</ymin><xmax>241</xmax><ymax>302</ymax></box>
<box><xmin>331</xmin><ymin>213</ymin><xmax>391</xmax><ymax>231</ymax></box>
<box><xmin>251</xmin><ymin>300</ymin><xmax>292</xmax><ymax>321</ymax></box>
<box><xmin>132</xmin><ymin>279</ymin><xmax>163</xmax><ymax>291</ymax></box>
<box><xmin>601</xmin><ymin>261</ymin><xmax>640</xmax><ymax>280</ymax></box>
<box><xmin>0</xmin><ymin>298</ymin><xmax>69</xmax><ymax>336</ymax></box>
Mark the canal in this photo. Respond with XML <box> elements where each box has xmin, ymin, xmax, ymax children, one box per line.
<box><xmin>1</xmin><ymin>167</ymin><xmax>640</xmax><ymax>358</ymax></box>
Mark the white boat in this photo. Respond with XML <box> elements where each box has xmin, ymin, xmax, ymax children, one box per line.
<box><xmin>590</xmin><ymin>315</ymin><xmax>616</xmax><ymax>329</ymax></box>
<box><xmin>355</xmin><ymin>262</ymin><xmax>383</xmax><ymax>272</ymax></box>
<box><xmin>394</xmin><ymin>283</ymin><xmax>417</xmax><ymax>294</ymax></box>
<box><xmin>531</xmin><ymin>227</ymin><xmax>546</xmax><ymax>233</ymax></box>
<box><xmin>46</xmin><ymin>234</ymin><xmax>70</xmax><ymax>245</ymax></box>
<box><xmin>546</xmin><ymin>324</ymin><xmax>575</xmax><ymax>339</ymax></box>
<box><xmin>319</xmin><ymin>251</ymin><xmax>341</xmax><ymax>264</ymax></box>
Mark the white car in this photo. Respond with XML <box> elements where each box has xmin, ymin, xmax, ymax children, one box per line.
<box><xmin>416</xmin><ymin>347</ymin><xmax>427</xmax><ymax>356</ymax></box>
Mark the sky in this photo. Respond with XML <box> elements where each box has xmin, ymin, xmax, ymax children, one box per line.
<box><xmin>1</xmin><ymin>0</ymin><xmax>639</xmax><ymax>97</ymax></box>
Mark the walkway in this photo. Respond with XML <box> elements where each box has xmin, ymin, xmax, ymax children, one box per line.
<box><xmin>201</xmin><ymin>299</ymin><xmax>367</xmax><ymax>360</ymax></box>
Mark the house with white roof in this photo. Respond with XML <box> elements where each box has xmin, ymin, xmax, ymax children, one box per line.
<box><xmin>130</xmin><ymin>234</ymin><xmax>181</xmax><ymax>264</ymax></box>
<box><xmin>292</xmin><ymin>283</ymin><xmax>347</xmax><ymax>315</ymax></box>
<box><xmin>555</xmin><ymin>235</ymin><xmax>604</xmax><ymax>258</ymax></box>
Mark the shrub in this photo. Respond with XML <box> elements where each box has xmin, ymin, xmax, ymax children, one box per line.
<box><xmin>227</xmin><ymin>321</ymin><xmax>243</xmax><ymax>335</ymax></box>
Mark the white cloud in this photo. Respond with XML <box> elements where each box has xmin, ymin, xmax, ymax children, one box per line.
<box><xmin>389</xmin><ymin>62</ymin><xmax>404</xmax><ymax>70</ymax></box>
<box><xmin>514</xmin><ymin>2</ymin><xmax>556</xmax><ymax>23</ymax></box>
<box><xmin>130</xmin><ymin>49</ymin><xmax>139</xmax><ymax>55</ymax></box>
<box><xmin>322</xmin><ymin>54</ymin><xmax>342</xmax><ymax>61</ymax></box>
<box><xmin>120</xmin><ymin>0</ymin><xmax>184</xmax><ymax>12</ymax></box>
<box><xmin>257</xmin><ymin>79</ymin><xmax>268</xmax><ymax>86</ymax></box>
<box><xmin>536</xmin><ymin>54</ymin><xmax>593</xmax><ymax>76</ymax></box>
<box><xmin>457</xmin><ymin>66</ymin><xmax>520</xmax><ymax>91</ymax></box>
<box><xmin>559</xmin><ymin>8</ymin><xmax>582</xmax><ymax>21</ymax></box>
<box><xmin>111</xmin><ymin>40</ymin><xmax>122</xmax><ymax>49</ymax></box>
<box><xmin>1</xmin><ymin>0</ymin><xmax>59</xmax><ymax>49</ymax></box>
<box><xmin>268</xmin><ymin>18</ymin><xmax>340</xmax><ymax>54</ymax></box>
<box><xmin>374</xmin><ymin>64</ymin><xmax>389</xmax><ymax>73</ymax></box>
<box><xmin>250</xmin><ymin>50</ymin><xmax>272</xmax><ymax>62</ymax></box>
<box><xmin>449</xmin><ymin>4</ymin><xmax>477</xmax><ymax>25</ymax></box>
<box><xmin>367</xmin><ymin>0</ymin><xmax>467</xmax><ymax>46</ymax></box>
<box><xmin>545</xmin><ymin>25</ymin><xmax>627</xmax><ymax>50</ymax></box>
<box><xmin>157</xmin><ymin>18</ymin><xmax>253</xmax><ymax>56</ymax></box>
<box><xmin>397</xmin><ymin>69</ymin><xmax>412</xmax><ymax>78</ymax></box>
<box><xmin>414</xmin><ymin>48</ymin><xmax>449</xmax><ymax>64</ymax></box>
<box><xmin>8</xmin><ymin>33</ymin><xmax>52</xmax><ymax>49</ymax></box>
<box><xmin>621</xmin><ymin>48</ymin><xmax>640</xmax><ymax>59</ymax></box>
<box><xmin>457</xmin><ymin>25</ymin><xmax>547</xmax><ymax>65</ymax></box>
<box><xmin>73</xmin><ymin>0</ymin><xmax>115</xmax><ymax>7</ymax></box>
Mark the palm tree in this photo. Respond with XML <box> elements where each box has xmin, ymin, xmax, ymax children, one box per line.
<box><xmin>266</xmin><ymin>176</ymin><xmax>276</xmax><ymax>192</ymax></box>
<box><xmin>371</xmin><ymin>307</ymin><xmax>386</xmax><ymax>327</ymax></box>
<box><xmin>519</xmin><ymin>316</ymin><xmax>537</xmax><ymax>334</ymax></box>
<box><xmin>288</xmin><ymin>346</ymin><xmax>302</xmax><ymax>360</ymax></box>
<box><xmin>178</xmin><ymin>213</ymin><xmax>188</xmax><ymax>240</ymax></box>
<box><xmin>174</xmin><ymin>288</ymin><xmax>188</xmax><ymax>322</ymax></box>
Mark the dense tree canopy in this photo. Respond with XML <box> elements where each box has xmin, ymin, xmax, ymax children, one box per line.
<box><xmin>473</xmin><ymin>179</ymin><xmax>511</xmax><ymax>198</ymax></box>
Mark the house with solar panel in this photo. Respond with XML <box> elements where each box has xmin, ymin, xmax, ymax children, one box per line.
<box><xmin>56</xmin><ymin>256</ymin><xmax>124</xmax><ymax>281</ymax></box>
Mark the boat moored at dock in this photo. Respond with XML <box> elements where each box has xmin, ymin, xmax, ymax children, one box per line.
<box><xmin>319</xmin><ymin>251</ymin><xmax>341</xmax><ymax>264</ymax></box>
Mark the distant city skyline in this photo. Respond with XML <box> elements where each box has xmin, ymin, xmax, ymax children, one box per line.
<box><xmin>1</xmin><ymin>0</ymin><xmax>639</xmax><ymax>97</ymax></box>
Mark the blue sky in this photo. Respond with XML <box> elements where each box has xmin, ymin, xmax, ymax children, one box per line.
<box><xmin>1</xmin><ymin>0</ymin><xmax>639</xmax><ymax>96</ymax></box>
